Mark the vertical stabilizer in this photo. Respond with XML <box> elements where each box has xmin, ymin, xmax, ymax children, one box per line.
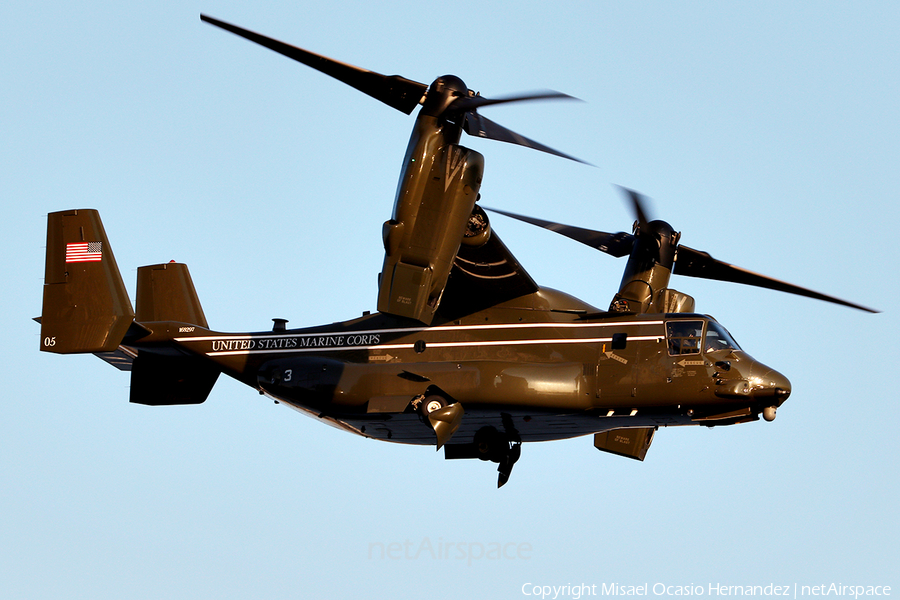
<box><xmin>131</xmin><ymin>262</ymin><xmax>219</xmax><ymax>405</ymax></box>
<box><xmin>40</xmin><ymin>209</ymin><xmax>134</xmax><ymax>353</ymax></box>
<box><xmin>136</xmin><ymin>262</ymin><xmax>208</xmax><ymax>327</ymax></box>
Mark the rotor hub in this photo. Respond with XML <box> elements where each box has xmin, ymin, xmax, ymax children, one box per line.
<box><xmin>422</xmin><ymin>75</ymin><xmax>471</xmax><ymax>118</ymax></box>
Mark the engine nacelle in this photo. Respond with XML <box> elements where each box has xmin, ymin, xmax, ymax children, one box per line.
<box><xmin>377</xmin><ymin>133</ymin><xmax>484</xmax><ymax>324</ymax></box>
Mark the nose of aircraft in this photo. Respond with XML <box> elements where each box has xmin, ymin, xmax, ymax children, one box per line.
<box><xmin>761</xmin><ymin>368</ymin><xmax>792</xmax><ymax>400</ymax></box>
<box><xmin>752</xmin><ymin>367</ymin><xmax>791</xmax><ymax>421</ymax></box>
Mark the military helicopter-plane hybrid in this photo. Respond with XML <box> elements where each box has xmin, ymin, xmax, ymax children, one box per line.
<box><xmin>38</xmin><ymin>16</ymin><xmax>877</xmax><ymax>486</ymax></box>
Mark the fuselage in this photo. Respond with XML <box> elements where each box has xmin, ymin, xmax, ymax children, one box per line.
<box><xmin>154</xmin><ymin>286</ymin><xmax>790</xmax><ymax>446</ymax></box>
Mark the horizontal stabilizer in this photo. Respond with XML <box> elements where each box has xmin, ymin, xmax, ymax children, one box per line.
<box><xmin>94</xmin><ymin>346</ymin><xmax>137</xmax><ymax>371</ymax></box>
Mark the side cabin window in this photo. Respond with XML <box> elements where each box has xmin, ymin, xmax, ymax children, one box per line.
<box><xmin>666</xmin><ymin>320</ymin><xmax>704</xmax><ymax>355</ymax></box>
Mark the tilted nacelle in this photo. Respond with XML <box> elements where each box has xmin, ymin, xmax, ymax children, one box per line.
<box><xmin>377</xmin><ymin>119</ymin><xmax>485</xmax><ymax>323</ymax></box>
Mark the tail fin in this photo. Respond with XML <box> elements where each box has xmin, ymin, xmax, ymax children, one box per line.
<box><xmin>40</xmin><ymin>211</ymin><xmax>218</xmax><ymax>405</ymax></box>
<box><xmin>130</xmin><ymin>351</ymin><xmax>219</xmax><ymax>406</ymax></box>
<box><xmin>131</xmin><ymin>262</ymin><xmax>219</xmax><ymax>406</ymax></box>
<box><xmin>135</xmin><ymin>262</ymin><xmax>209</xmax><ymax>326</ymax></box>
<box><xmin>40</xmin><ymin>209</ymin><xmax>134</xmax><ymax>353</ymax></box>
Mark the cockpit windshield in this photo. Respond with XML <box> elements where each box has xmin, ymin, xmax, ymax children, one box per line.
<box><xmin>704</xmin><ymin>321</ymin><xmax>741</xmax><ymax>353</ymax></box>
<box><xmin>666</xmin><ymin>319</ymin><xmax>742</xmax><ymax>356</ymax></box>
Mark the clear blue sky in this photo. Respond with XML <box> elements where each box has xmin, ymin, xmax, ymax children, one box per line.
<box><xmin>3</xmin><ymin>1</ymin><xmax>898</xmax><ymax>598</ymax></box>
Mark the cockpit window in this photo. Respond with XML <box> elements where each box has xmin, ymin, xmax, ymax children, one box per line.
<box><xmin>666</xmin><ymin>320</ymin><xmax>704</xmax><ymax>355</ymax></box>
<box><xmin>666</xmin><ymin>319</ymin><xmax>742</xmax><ymax>356</ymax></box>
<box><xmin>704</xmin><ymin>321</ymin><xmax>741</xmax><ymax>353</ymax></box>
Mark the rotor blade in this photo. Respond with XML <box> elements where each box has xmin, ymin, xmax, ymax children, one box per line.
<box><xmin>451</xmin><ymin>90</ymin><xmax>580</xmax><ymax>113</ymax></box>
<box><xmin>485</xmin><ymin>207</ymin><xmax>634</xmax><ymax>257</ymax></box>
<box><xmin>674</xmin><ymin>245</ymin><xmax>879</xmax><ymax>313</ymax></box>
<box><xmin>201</xmin><ymin>15</ymin><xmax>427</xmax><ymax>114</ymax></box>
<box><xmin>616</xmin><ymin>185</ymin><xmax>651</xmax><ymax>230</ymax></box>
<box><xmin>463</xmin><ymin>112</ymin><xmax>590</xmax><ymax>164</ymax></box>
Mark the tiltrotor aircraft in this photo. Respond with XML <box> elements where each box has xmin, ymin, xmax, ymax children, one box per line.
<box><xmin>37</xmin><ymin>15</ymin><xmax>877</xmax><ymax>486</ymax></box>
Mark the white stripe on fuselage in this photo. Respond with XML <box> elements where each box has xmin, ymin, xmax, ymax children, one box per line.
<box><xmin>176</xmin><ymin>320</ymin><xmax>665</xmax><ymax>342</ymax></box>
<box><xmin>173</xmin><ymin>320</ymin><xmax>666</xmax><ymax>357</ymax></box>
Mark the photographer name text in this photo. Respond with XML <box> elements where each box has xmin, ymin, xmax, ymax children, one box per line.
<box><xmin>521</xmin><ymin>583</ymin><xmax>892</xmax><ymax>600</ymax></box>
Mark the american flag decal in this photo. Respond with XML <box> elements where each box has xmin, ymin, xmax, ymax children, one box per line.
<box><xmin>65</xmin><ymin>241</ymin><xmax>103</xmax><ymax>263</ymax></box>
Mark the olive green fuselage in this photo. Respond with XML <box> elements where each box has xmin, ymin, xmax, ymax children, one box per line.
<box><xmin>140</xmin><ymin>287</ymin><xmax>788</xmax><ymax>446</ymax></box>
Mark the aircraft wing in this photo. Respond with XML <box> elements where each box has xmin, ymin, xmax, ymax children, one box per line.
<box><xmin>437</xmin><ymin>229</ymin><xmax>539</xmax><ymax>319</ymax></box>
